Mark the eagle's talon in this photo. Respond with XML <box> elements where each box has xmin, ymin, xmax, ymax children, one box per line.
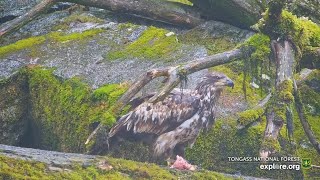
<box><xmin>166</xmin><ymin>158</ymin><xmax>175</xmax><ymax>166</ymax></box>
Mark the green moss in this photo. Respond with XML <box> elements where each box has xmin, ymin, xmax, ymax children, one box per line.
<box><xmin>0</xmin><ymin>155</ymin><xmax>240</xmax><ymax>180</ymax></box>
<box><xmin>53</xmin><ymin>13</ymin><xmax>104</xmax><ymax>31</ymax></box>
<box><xmin>237</xmin><ymin>108</ymin><xmax>264</xmax><ymax>126</ymax></box>
<box><xmin>117</xmin><ymin>23</ymin><xmax>138</xmax><ymax>31</ymax></box>
<box><xmin>93</xmin><ymin>84</ymin><xmax>128</xmax><ymax>104</ymax></box>
<box><xmin>0</xmin><ymin>155</ymin><xmax>131</xmax><ymax>180</ymax></box>
<box><xmin>211</xmin><ymin>65</ymin><xmax>264</xmax><ymax>105</ymax></box>
<box><xmin>187</xmin><ymin>119</ymin><xmax>257</xmax><ymax>174</ymax></box>
<box><xmin>259</xmin><ymin>10</ymin><xmax>320</xmax><ymax>56</ymax></box>
<box><xmin>21</xmin><ymin>67</ymin><xmax>127</xmax><ymax>152</ymax></box>
<box><xmin>106</xmin><ymin>26</ymin><xmax>180</xmax><ymax>60</ymax></box>
<box><xmin>0</xmin><ymin>29</ymin><xmax>104</xmax><ymax>58</ymax></box>
<box><xmin>241</xmin><ymin>34</ymin><xmax>271</xmax><ymax>62</ymax></box>
<box><xmin>260</xmin><ymin>138</ymin><xmax>281</xmax><ymax>152</ymax></box>
<box><xmin>0</xmin><ymin>36</ymin><xmax>46</xmax><ymax>57</ymax></box>
<box><xmin>48</xmin><ymin>29</ymin><xmax>104</xmax><ymax>43</ymax></box>
<box><xmin>300</xmin><ymin>70</ymin><xmax>320</xmax><ymax>115</ymax></box>
<box><xmin>263</xmin><ymin>81</ymin><xmax>293</xmax><ymax>131</ymax></box>
<box><xmin>191</xmin><ymin>170</ymin><xmax>237</xmax><ymax>180</ymax></box>
<box><xmin>291</xmin><ymin>113</ymin><xmax>320</xmax><ymax>178</ymax></box>
<box><xmin>240</xmin><ymin>34</ymin><xmax>273</xmax><ymax>95</ymax></box>
<box><xmin>108</xmin><ymin>158</ymin><xmax>175</xmax><ymax>180</ymax></box>
<box><xmin>186</xmin><ymin>117</ymin><xmax>301</xmax><ymax>179</ymax></box>
<box><xmin>277</xmin><ymin>80</ymin><xmax>294</xmax><ymax>103</ymax></box>
<box><xmin>167</xmin><ymin>0</ymin><xmax>192</xmax><ymax>5</ymax></box>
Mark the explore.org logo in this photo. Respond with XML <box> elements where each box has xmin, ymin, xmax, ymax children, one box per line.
<box><xmin>227</xmin><ymin>156</ymin><xmax>315</xmax><ymax>171</ymax></box>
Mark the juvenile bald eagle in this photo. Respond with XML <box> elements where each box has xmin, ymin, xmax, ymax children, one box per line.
<box><xmin>108</xmin><ymin>72</ymin><xmax>234</xmax><ymax>161</ymax></box>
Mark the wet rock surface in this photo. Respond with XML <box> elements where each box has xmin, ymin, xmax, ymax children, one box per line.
<box><xmin>0</xmin><ymin>11</ymin><xmax>252</xmax><ymax>92</ymax></box>
<box><xmin>0</xmin><ymin>144</ymin><xmax>96</xmax><ymax>167</ymax></box>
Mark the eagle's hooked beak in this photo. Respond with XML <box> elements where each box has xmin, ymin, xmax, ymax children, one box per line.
<box><xmin>226</xmin><ymin>78</ymin><xmax>234</xmax><ymax>89</ymax></box>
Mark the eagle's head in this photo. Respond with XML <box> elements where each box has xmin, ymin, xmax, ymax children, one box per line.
<box><xmin>196</xmin><ymin>72</ymin><xmax>234</xmax><ymax>91</ymax></box>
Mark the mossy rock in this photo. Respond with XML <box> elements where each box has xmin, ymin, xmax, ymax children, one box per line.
<box><xmin>0</xmin><ymin>28</ymin><xmax>105</xmax><ymax>58</ymax></box>
<box><xmin>0</xmin><ymin>67</ymin><xmax>128</xmax><ymax>153</ymax></box>
<box><xmin>0</xmin><ymin>72</ymin><xmax>29</xmax><ymax>146</ymax></box>
<box><xmin>106</xmin><ymin>26</ymin><xmax>181</xmax><ymax>61</ymax></box>
<box><xmin>0</xmin><ymin>155</ymin><xmax>239</xmax><ymax>180</ymax></box>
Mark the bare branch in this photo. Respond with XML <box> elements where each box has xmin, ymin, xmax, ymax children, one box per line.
<box><xmin>293</xmin><ymin>79</ymin><xmax>320</xmax><ymax>155</ymax></box>
<box><xmin>256</xmin><ymin>93</ymin><xmax>272</xmax><ymax>109</ymax></box>
<box><xmin>115</xmin><ymin>48</ymin><xmax>245</xmax><ymax>111</ymax></box>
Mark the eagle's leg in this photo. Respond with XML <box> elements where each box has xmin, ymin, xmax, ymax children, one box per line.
<box><xmin>165</xmin><ymin>144</ymin><xmax>185</xmax><ymax>166</ymax></box>
<box><xmin>173</xmin><ymin>144</ymin><xmax>185</xmax><ymax>158</ymax></box>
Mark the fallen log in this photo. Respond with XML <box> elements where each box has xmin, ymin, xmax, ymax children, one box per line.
<box><xmin>0</xmin><ymin>0</ymin><xmax>203</xmax><ymax>38</ymax></box>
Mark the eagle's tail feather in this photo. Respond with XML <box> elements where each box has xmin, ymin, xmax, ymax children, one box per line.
<box><xmin>108</xmin><ymin>112</ymin><xmax>133</xmax><ymax>138</ymax></box>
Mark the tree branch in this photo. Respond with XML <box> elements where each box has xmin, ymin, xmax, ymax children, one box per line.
<box><xmin>115</xmin><ymin>48</ymin><xmax>246</xmax><ymax>111</ymax></box>
<box><xmin>293</xmin><ymin>79</ymin><xmax>320</xmax><ymax>155</ymax></box>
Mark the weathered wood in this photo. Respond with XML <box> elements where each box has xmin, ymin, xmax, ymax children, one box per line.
<box><xmin>0</xmin><ymin>0</ymin><xmax>57</xmax><ymax>37</ymax></box>
<box><xmin>65</xmin><ymin>0</ymin><xmax>203</xmax><ymax>27</ymax></box>
<box><xmin>256</xmin><ymin>93</ymin><xmax>271</xmax><ymax>109</ymax></box>
<box><xmin>260</xmin><ymin>40</ymin><xmax>295</xmax><ymax>159</ymax></box>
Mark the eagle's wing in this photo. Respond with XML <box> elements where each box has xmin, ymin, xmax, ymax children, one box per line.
<box><xmin>109</xmin><ymin>91</ymin><xmax>200</xmax><ymax>137</ymax></box>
